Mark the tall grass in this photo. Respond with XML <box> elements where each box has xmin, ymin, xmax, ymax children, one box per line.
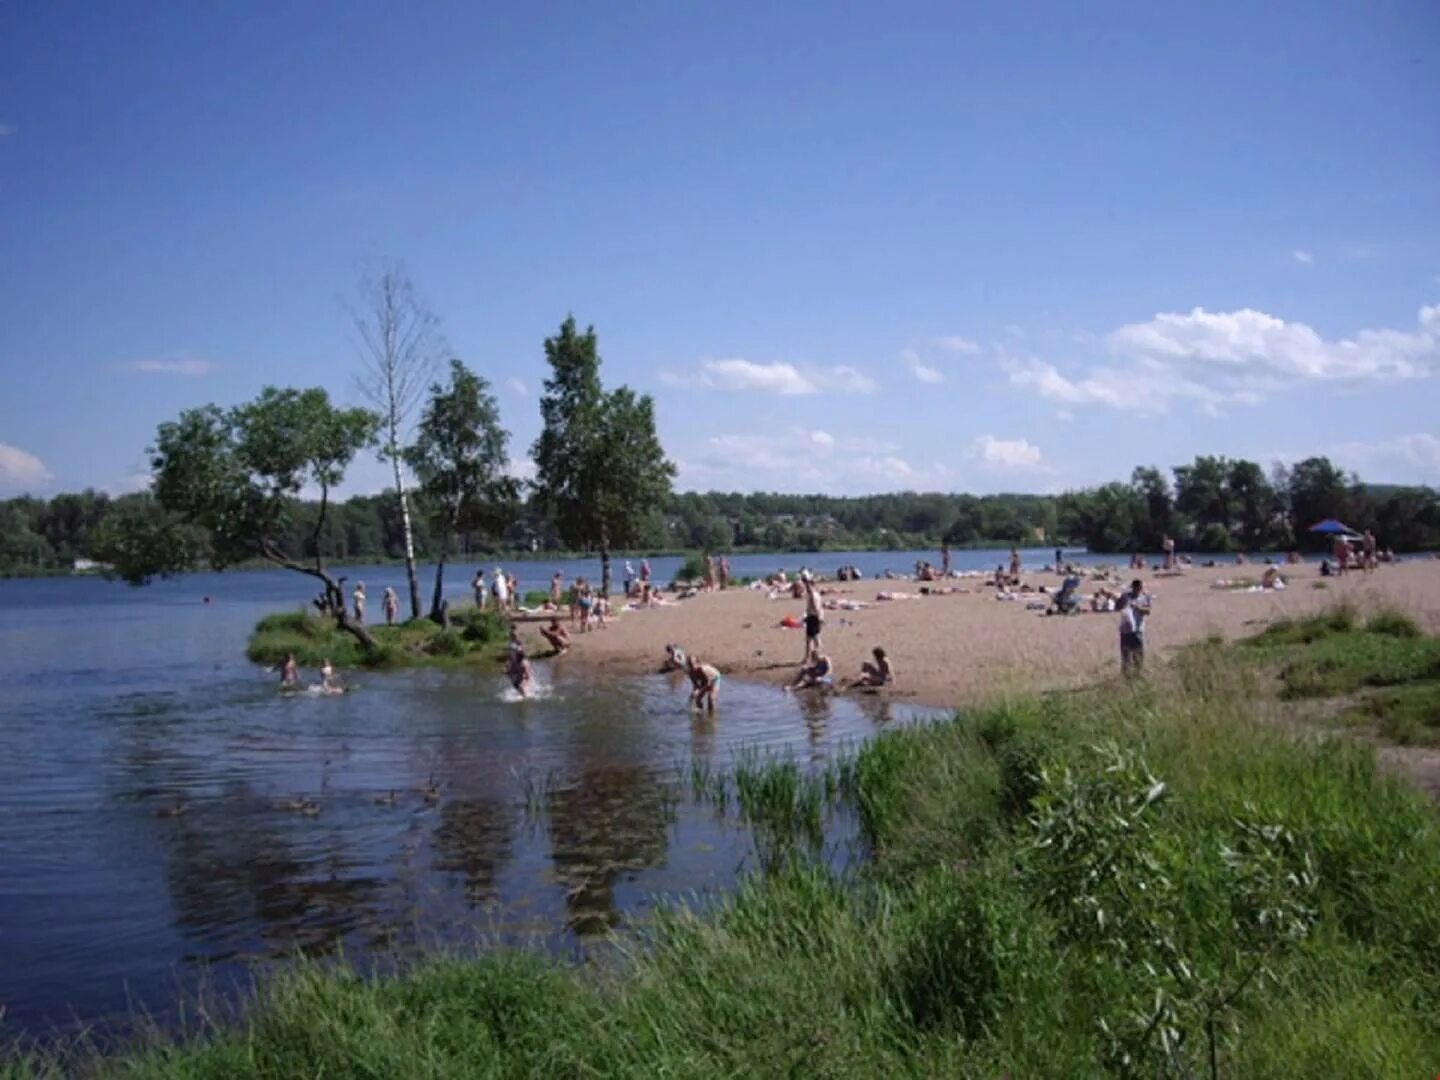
<box><xmin>9</xmin><ymin>615</ymin><xmax>1440</xmax><ymax>1077</ymax></box>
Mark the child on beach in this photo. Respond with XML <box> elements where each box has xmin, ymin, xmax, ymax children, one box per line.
<box><xmin>686</xmin><ymin>655</ymin><xmax>721</xmax><ymax>711</ymax></box>
<box><xmin>842</xmin><ymin>647</ymin><xmax>893</xmax><ymax>690</ymax></box>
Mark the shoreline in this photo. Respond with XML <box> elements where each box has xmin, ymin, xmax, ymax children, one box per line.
<box><xmin>539</xmin><ymin>561</ymin><xmax>1440</xmax><ymax>710</ymax></box>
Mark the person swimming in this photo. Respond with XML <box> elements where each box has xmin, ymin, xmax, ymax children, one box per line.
<box><xmin>277</xmin><ymin>651</ymin><xmax>300</xmax><ymax>688</ymax></box>
<box><xmin>319</xmin><ymin>657</ymin><xmax>343</xmax><ymax>695</ymax></box>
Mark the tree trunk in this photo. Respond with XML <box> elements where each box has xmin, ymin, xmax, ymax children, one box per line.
<box><xmin>430</xmin><ymin>547</ymin><xmax>448</xmax><ymax>622</ymax></box>
<box><xmin>391</xmin><ymin>450</ymin><xmax>422</xmax><ymax>621</ymax></box>
<box><xmin>600</xmin><ymin>543</ymin><xmax>611</xmax><ymax>599</ymax></box>
<box><xmin>264</xmin><ymin>542</ymin><xmax>378</xmax><ymax>652</ymax></box>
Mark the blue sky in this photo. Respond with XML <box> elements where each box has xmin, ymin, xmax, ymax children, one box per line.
<box><xmin>2</xmin><ymin>1</ymin><xmax>1437</xmax><ymax>499</ymax></box>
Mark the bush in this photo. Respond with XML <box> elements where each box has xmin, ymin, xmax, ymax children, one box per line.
<box><xmin>455</xmin><ymin>607</ymin><xmax>509</xmax><ymax>645</ymax></box>
<box><xmin>1365</xmin><ymin>608</ymin><xmax>1421</xmax><ymax>639</ymax></box>
<box><xmin>671</xmin><ymin>554</ymin><xmax>708</xmax><ymax>585</ymax></box>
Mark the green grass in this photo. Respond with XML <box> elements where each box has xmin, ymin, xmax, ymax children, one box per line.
<box><xmin>10</xmin><ymin>616</ymin><xmax>1440</xmax><ymax>1077</ymax></box>
<box><xmin>1339</xmin><ymin>682</ymin><xmax>1440</xmax><ymax>746</ymax></box>
<box><xmin>246</xmin><ymin>607</ymin><xmax>511</xmax><ymax>669</ymax></box>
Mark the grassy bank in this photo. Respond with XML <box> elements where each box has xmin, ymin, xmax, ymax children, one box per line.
<box><xmin>246</xmin><ymin>607</ymin><xmax>512</xmax><ymax>669</ymax></box>
<box><xmin>10</xmin><ymin>611</ymin><xmax>1440</xmax><ymax>1076</ymax></box>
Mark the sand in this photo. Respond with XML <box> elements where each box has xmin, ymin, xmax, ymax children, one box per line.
<box><xmin>532</xmin><ymin>561</ymin><xmax>1440</xmax><ymax>709</ymax></box>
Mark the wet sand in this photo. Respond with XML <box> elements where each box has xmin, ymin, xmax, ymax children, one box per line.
<box><xmin>538</xmin><ymin>561</ymin><xmax>1440</xmax><ymax>709</ymax></box>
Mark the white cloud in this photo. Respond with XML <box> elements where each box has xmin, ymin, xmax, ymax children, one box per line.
<box><xmin>1007</xmin><ymin>302</ymin><xmax>1440</xmax><ymax>417</ymax></box>
<box><xmin>699</xmin><ymin>358</ymin><xmax>817</xmax><ymax>395</ymax></box>
<box><xmin>675</xmin><ymin>427</ymin><xmax>941</xmax><ymax>494</ymax></box>
<box><xmin>507</xmin><ymin>456</ymin><xmax>536</xmax><ymax>482</ymax></box>
<box><xmin>1328</xmin><ymin>433</ymin><xmax>1440</xmax><ymax>485</ymax></box>
<box><xmin>1292</xmin><ymin>249</ymin><xmax>1314</xmax><ymax>265</ymax></box>
<box><xmin>967</xmin><ymin>435</ymin><xmax>1045</xmax><ymax>470</ymax></box>
<box><xmin>505</xmin><ymin>377</ymin><xmax>527</xmax><ymax>396</ymax></box>
<box><xmin>1109</xmin><ymin>304</ymin><xmax>1438</xmax><ymax>381</ymax></box>
<box><xmin>669</xmin><ymin>358</ymin><xmax>879</xmax><ymax>396</ymax></box>
<box><xmin>124</xmin><ymin>357</ymin><xmax>218</xmax><ymax>376</ymax></box>
<box><xmin>900</xmin><ymin>348</ymin><xmax>944</xmax><ymax>384</ymax></box>
<box><xmin>103</xmin><ymin>470</ymin><xmax>153</xmax><ymax>496</ymax></box>
<box><xmin>937</xmin><ymin>335</ymin><xmax>981</xmax><ymax>354</ymax></box>
<box><xmin>829</xmin><ymin>365</ymin><xmax>878</xmax><ymax>394</ymax></box>
<box><xmin>0</xmin><ymin>443</ymin><xmax>53</xmax><ymax>491</ymax></box>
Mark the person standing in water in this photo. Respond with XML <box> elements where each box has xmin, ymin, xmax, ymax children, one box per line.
<box><xmin>686</xmin><ymin>654</ymin><xmax>720</xmax><ymax>712</ymax></box>
<box><xmin>320</xmin><ymin>658</ymin><xmax>342</xmax><ymax>694</ymax></box>
<box><xmin>382</xmin><ymin>586</ymin><xmax>399</xmax><ymax>626</ymax></box>
<box><xmin>277</xmin><ymin>652</ymin><xmax>300</xmax><ymax>688</ymax></box>
<box><xmin>352</xmin><ymin>583</ymin><xmax>366</xmax><ymax>624</ymax></box>
<box><xmin>473</xmin><ymin>569</ymin><xmax>486</xmax><ymax>609</ymax></box>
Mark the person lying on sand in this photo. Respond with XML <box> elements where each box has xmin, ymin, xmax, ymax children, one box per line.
<box><xmin>686</xmin><ymin>654</ymin><xmax>720</xmax><ymax>711</ymax></box>
<box><xmin>842</xmin><ymin>647</ymin><xmax>893</xmax><ymax>690</ymax></box>
<box><xmin>540</xmin><ymin>618</ymin><xmax>570</xmax><ymax>655</ymax></box>
<box><xmin>661</xmin><ymin>643</ymin><xmax>687</xmax><ymax>672</ymax></box>
<box><xmin>786</xmin><ymin>653</ymin><xmax>834</xmax><ymax>691</ymax></box>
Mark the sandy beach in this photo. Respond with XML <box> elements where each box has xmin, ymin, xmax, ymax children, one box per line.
<box><xmin>539</xmin><ymin>561</ymin><xmax>1440</xmax><ymax>709</ymax></box>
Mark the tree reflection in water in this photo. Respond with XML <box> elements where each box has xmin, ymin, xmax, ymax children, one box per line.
<box><xmin>431</xmin><ymin>797</ymin><xmax>515</xmax><ymax>909</ymax></box>
<box><xmin>546</xmin><ymin>764</ymin><xmax>672</xmax><ymax>935</ymax></box>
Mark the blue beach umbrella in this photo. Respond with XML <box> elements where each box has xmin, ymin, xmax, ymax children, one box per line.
<box><xmin>1307</xmin><ymin>518</ymin><xmax>1357</xmax><ymax>536</ymax></box>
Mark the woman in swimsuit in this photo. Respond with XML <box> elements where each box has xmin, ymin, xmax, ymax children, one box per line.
<box><xmin>843</xmin><ymin>647</ymin><xmax>893</xmax><ymax>690</ymax></box>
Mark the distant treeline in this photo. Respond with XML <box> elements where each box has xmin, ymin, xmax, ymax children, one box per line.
<box><xmin>4</xmin><ymin>454</ymin><xmax>1438</xmax><ymax>576</ymax></box>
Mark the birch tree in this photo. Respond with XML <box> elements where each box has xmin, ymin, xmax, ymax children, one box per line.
<box><xmin>352</xmin><ymin>266</ymin><xmax>443</xmax><ymax>621</ymax></box>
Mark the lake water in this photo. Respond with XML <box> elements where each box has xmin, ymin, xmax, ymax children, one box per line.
<box><xmin>0</xmin><ymin>546</ymin><xmax>1083</xmax><ymax>1042</ymax></box>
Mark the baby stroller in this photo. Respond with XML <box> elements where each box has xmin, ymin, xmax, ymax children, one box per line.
<box><xmin>1048</xmin><ymin>574</ymin><xmax>1082</xmax><ymax>615</ymax></box>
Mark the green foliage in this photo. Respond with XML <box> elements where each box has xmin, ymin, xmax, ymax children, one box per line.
<box><xmin>246</xmin><ymin>609</ymin><xmax>505</xmax><ymax>669</ymax></box>
<box><xmin>1278</xmin><ymin>633</ymin><xmax>1440</xmax><ymax>698</ymax></box>
<box><xmin>672</xmin><ymin>553</ymin><xmax>708</xmax><ymax>584</ymax></box>
<box><xmin>1340</xmin><ymin>683</ymin><xmax>1440</xmax><ymax>746</ymax></box>
<box><xmin>406</xmin><ymin>358</ymin><xmax>519</xmax><ymax>617</ymax></box>
<box><xmin>530</xmin><ymin>317</ymin><xmax>675</xmax><ymax>589</ymax></box>
<box><xmin>1365</xmin><ymin>608</ymin><xmax>1421</xmax><ymax>638</ymax></box>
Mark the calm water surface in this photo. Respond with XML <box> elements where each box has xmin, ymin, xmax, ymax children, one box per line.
<box><xmin>7</xmin><ymin>550</ymin><xmax>1091</xmax><ymax>1041</ymax></box>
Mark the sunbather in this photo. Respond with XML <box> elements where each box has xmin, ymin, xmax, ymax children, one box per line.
<box><xmin>843</xmin><ymin>647</ymin><xmax>893</xmax><ymax>689</ymax></box>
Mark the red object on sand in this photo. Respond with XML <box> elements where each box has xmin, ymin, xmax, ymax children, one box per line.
<box><xmin>779</xmin><ymin>615</ymin><xmax>801</xmax><ymax>629</ymax></box>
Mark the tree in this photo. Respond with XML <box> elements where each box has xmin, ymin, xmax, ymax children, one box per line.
<box><xmin>1225</xmin><ymin>459</ymin><xmax>1276</xmax><ymax>550</ymax></box>
<box><xmin>531</xmin><ymin>317</ymin><xmax>676</xmax><ymax>595</ymax></box>
<box><xmin>1173</xmin><ymin>456</ymin><xmax>1233</xmax><ymax>539</ymax></box>
<box><xmin>407</xmin><ymin>359</ymin><xmax>518</xmax><ymax>620</ymax></box>
<box><xmin>1286</xmin><ymin>457</ymin><xmax>1350</xmax><ymax>550</ymax></box>
<box><xmin>1129</xmin><ymin>466</ymin><xmax>1173</xmax><ymax>550</ymax></box>
<box><xmin>95</xmin><ymin>387</ymin><xmax>380</xmax><ymax>646</ymax></box>
<box><xmin>353</xmin><ymin>265</ymin><xmax>444</xmax><ymax>621</ymax></box>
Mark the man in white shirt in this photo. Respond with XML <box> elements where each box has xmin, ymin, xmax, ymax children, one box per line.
<box><xmin>1118</xmin><ymin>578</ymin><xmax>1151</xmax><ymax>677</ymax></box>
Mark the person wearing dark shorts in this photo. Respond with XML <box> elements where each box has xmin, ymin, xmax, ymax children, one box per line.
<box><xmin>1117</xmin><ymin>579</ymin><xmax>1151</xmax><ymax>677</ymax></box>
<box><xmin>802</xmin><ymin>575</ymin><xmax>824</xmax><ymax>663</ymax></box>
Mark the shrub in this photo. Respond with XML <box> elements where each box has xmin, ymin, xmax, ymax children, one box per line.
<box><xmin>1365</xmin><ymin>608</ymin><xmax>1421</xmax><ymax>639</ymax></box>
<box><xmin>671</xmin><ymin>554</ymin><xmax>708</xmax><ymax>585</ymax></box>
